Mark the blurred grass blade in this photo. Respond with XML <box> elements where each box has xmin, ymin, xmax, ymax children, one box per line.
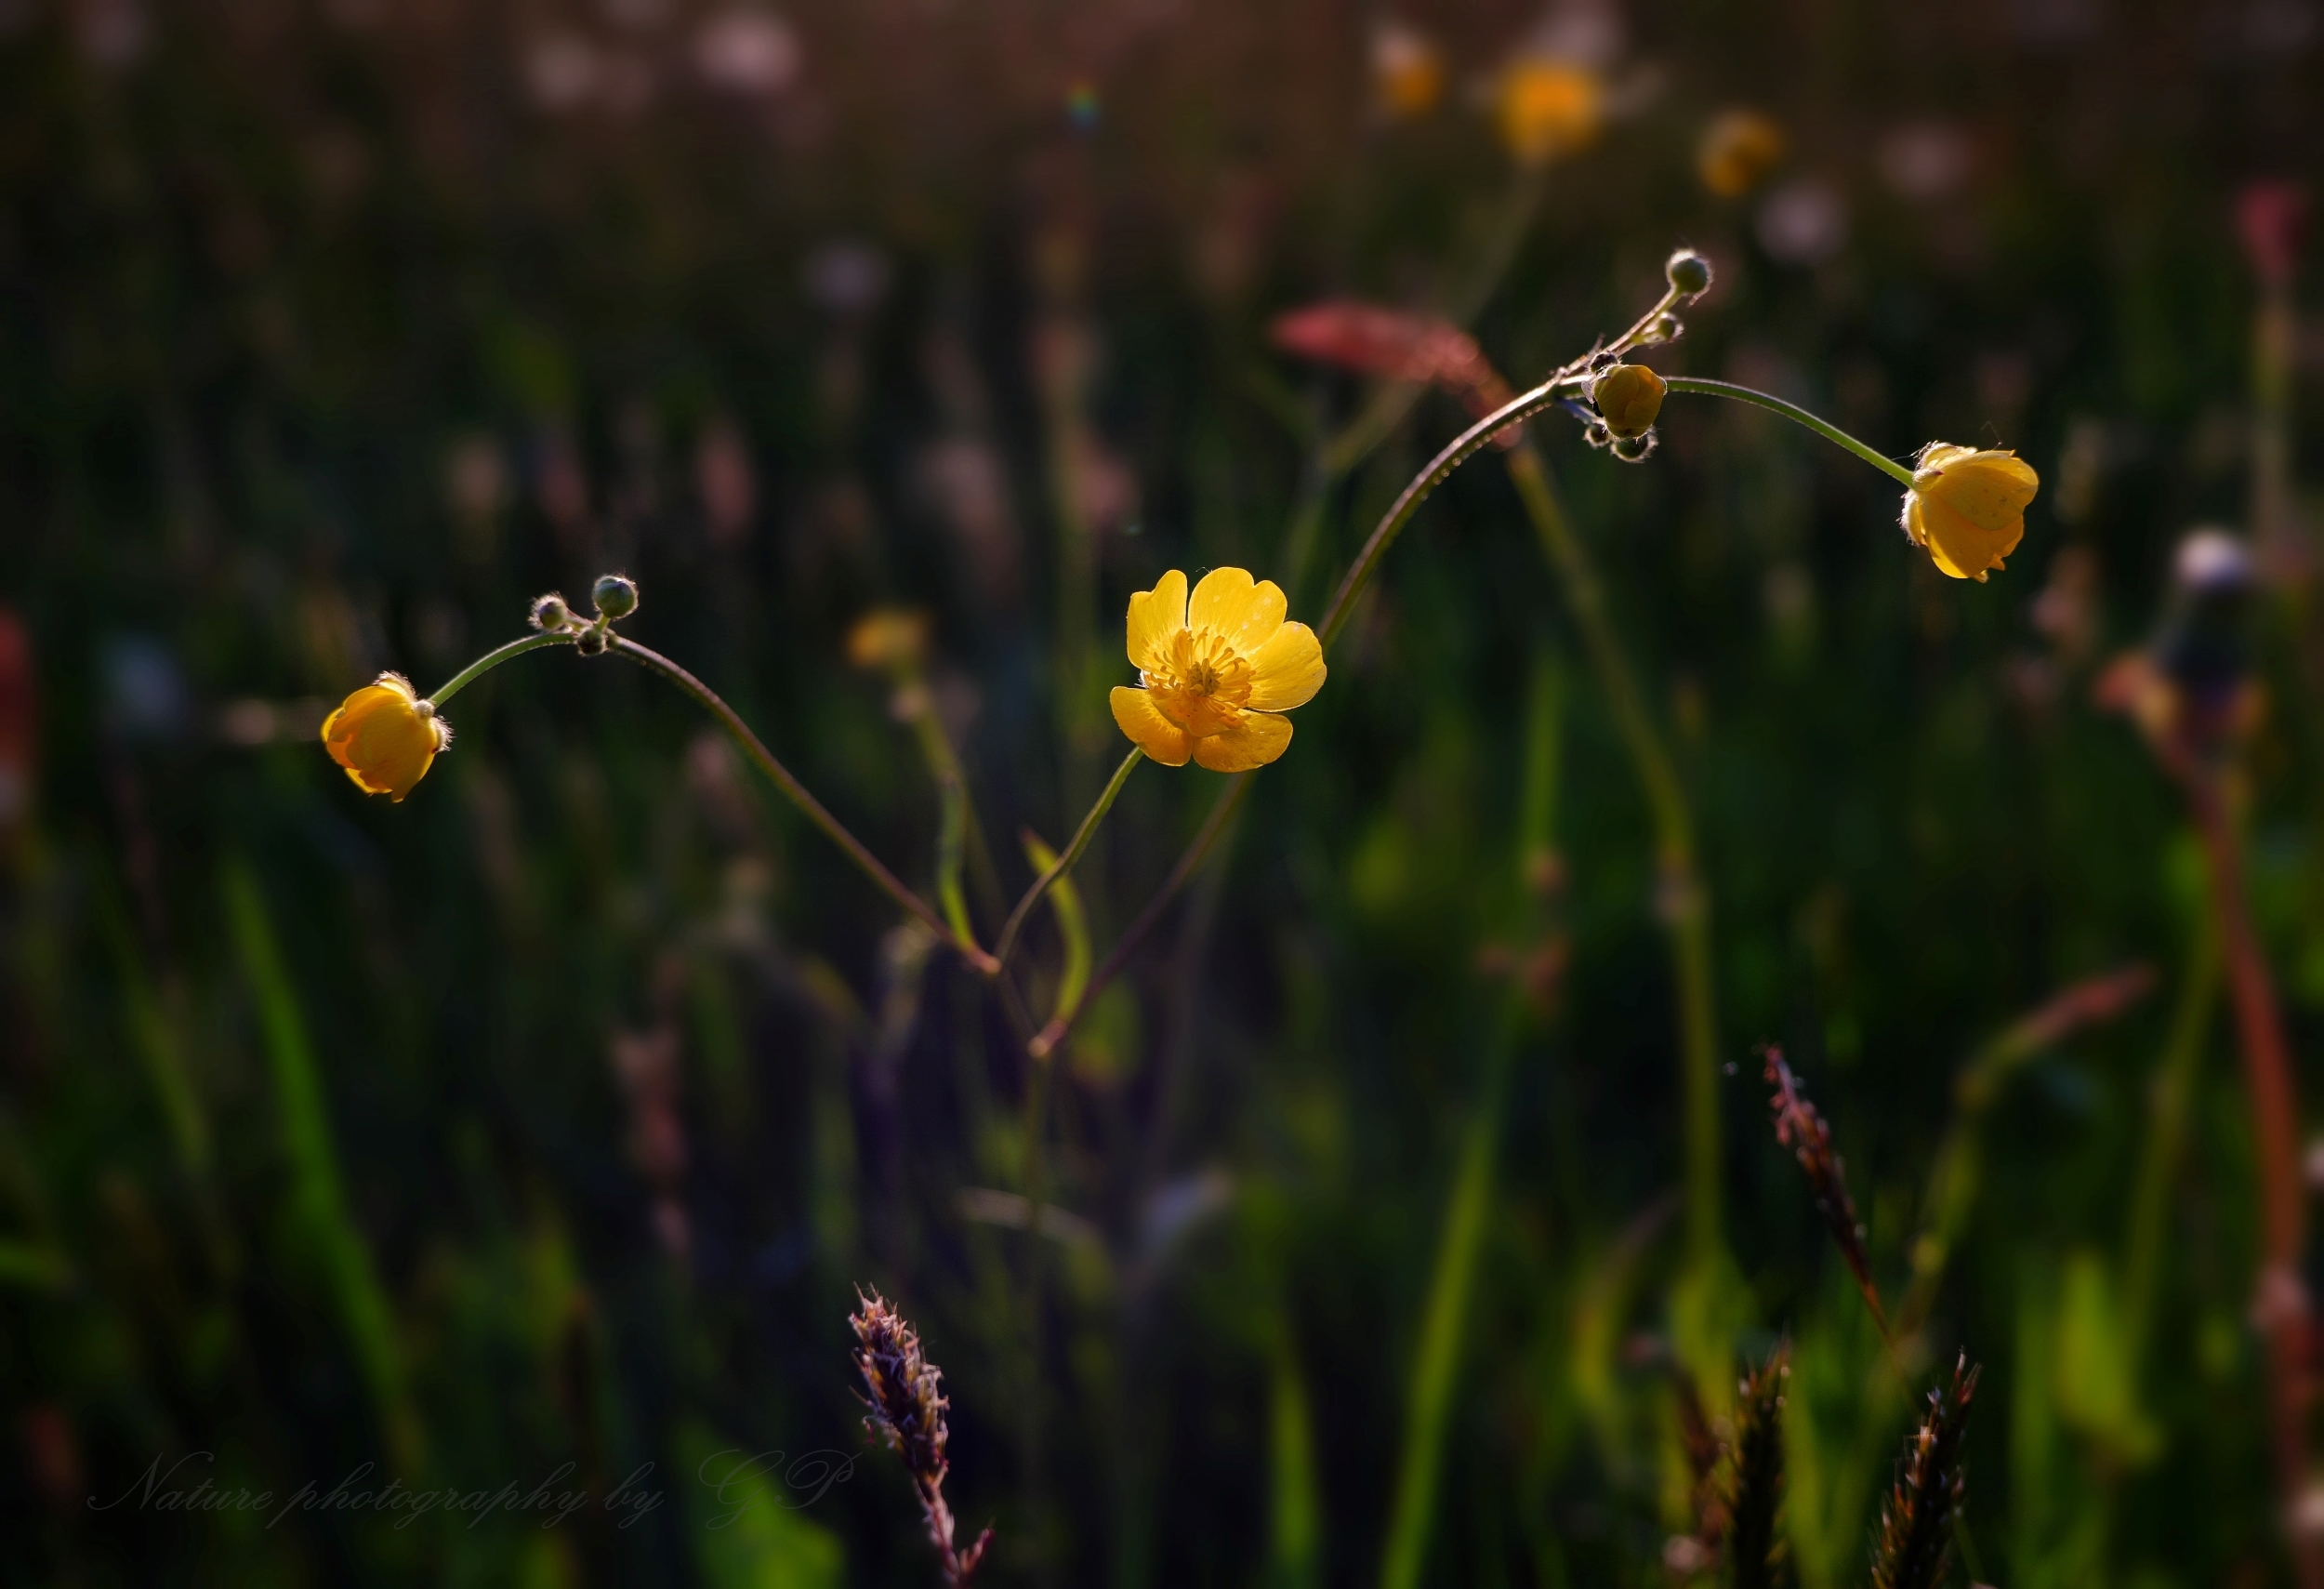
<box><xmin>221</xmin><ymin>857</ymin><xmax>419</xmax><ymax>1468</ymax></box>
<box><xmin>1022</xmin><ymin>832</ymin><xmax>1090</xmax><ymax>1025</ymax></box>
<box><xmin>98</xmin><ymin>882</ymin><xmax>212</xmax><ymax>1181</ymax></box>
<box><xmin>0</xmin><ymin>1238</ymin><xmax>72</xmax><ymax>1291</ymax></box>
<box><xmin>1267</xmin><ymin>1324</ymin><xmax>1322</xmax><ymax>1589</ymax></box>
<box><xmin>935</xmin><ymin>753</ymin><xmax>974</xmax><ymax>947</ymax></box>
<box><xmin>1377</xmin><ymin>1032</ymin><xmax>1511</xmax><ymax>1589</ymax></box>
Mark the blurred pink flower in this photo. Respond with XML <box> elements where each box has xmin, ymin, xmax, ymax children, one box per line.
<box><xmin>0</xmin><ymin>609</ymin><xmax>33</xmax><ymax>832</ymax></box>
<box><xmin>693</xmin><ymin>7</ymin><xmax>801</xmax><ymax>96</ymax></box>
<box><xmin>695</xmin><ymin>418</ymin><xmax>758</xmax><ymax>546</ymax></box>
<box><xmin>2238</xmin><ymin>179</ymin><xmax>2307</xmax><ymax>287</ymax></box>
<box><xmin>1878</xmin><ymin>121</ymin><xmax>1974</xmax><ymax>202</ymax></box>
<box><xmin>1269</xmin><ymin>301</ymin><xmax>1511</xmax><ymax>416</ymax></box>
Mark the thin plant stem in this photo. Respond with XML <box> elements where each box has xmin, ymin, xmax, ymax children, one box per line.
<box><xmin>1662</xmin><ymin>377</ymin><xmax>1918</xmax><ymax>487</ymax></box>
<box><xmin>1501</xmin><ymin>438</ymin><xmax>1720</xmax><ymax>1262</ymax></box>
<box><xmin>608</xmin><ymin>636</ymin><xmax>997</xmax><ymax>973</ymax></box>
<box><xmin>1317</xmin><ymin>376</ymin><xmax>1579</xmax><ymax>649</ymax></box>
<box><xmin>993</xmin><ymin>748</ymin><xmax>1142</xmax><ymax>972</ymax></box>
<box><xmin>427</xmin><ymin>629</ymin><xmax>571</xmax><ymax>704</ymax></box>
<box><xmin>910</xmin><ymin>708</ymin><xmax>978</xmax><ymax>948</ymax></box>
<box><xmin>1029</xmin><ymin>774</ymin><xmax>1252</xmax><ymax>1059</ymax></box>
<box><xmin>2182</xmin><ymin>768</ymin><xmax>2320</xmax><ymax>1589</ymax></box>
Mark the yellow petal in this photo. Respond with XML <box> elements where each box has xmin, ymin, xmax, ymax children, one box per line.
<box><xmin>1190</xmin><ymin>710</ymin><xmax>1293</xmax><ymax>772</ymax></box>
<box><xmin>1916</xmin><ymin>449</ymin><xmax>2039</xmax><ymax>535</ymax></box>
<box><xmin>322</xmin><ymin>673</ymin><xmax>444</xmax><ymax>801</ymax></box>
<box><xmin>1242</xmin><ymin>621</ymin><xmax>1326</xmax><ymax>712</ymax></box>
<box><xmin>1109</xmin><ymin>686</ymin><xmax>1193</xmax><ymax>766</ymax></box>
<box><xmin>1187</xmin><ymin>566</ymin><xmax>1287</xmax><ymax>654</ymax></box>
<box><xmin>1125</xmin><ymin>570</ymin><xmax>1189</xmax><ymax>672</ymax></box>
<box><xmin>1918</xmin><ymin>494</ymin><xmax>2024</xmax><ymax>582</ymax></box>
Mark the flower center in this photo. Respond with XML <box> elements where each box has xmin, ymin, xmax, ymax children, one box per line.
<box><xmin>1150</xmin><ymin>628</ymin><xmax>1250</xmax><ymax>702</ymax></box>
<box><xmin>1142</xmin><ymin>627</ymin><xmax>1253</xmax><ymax>737</ymax></box>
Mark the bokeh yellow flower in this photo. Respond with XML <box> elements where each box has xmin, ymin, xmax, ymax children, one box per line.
<box><xmin>320</xmin><ymin>672</ymin><xmax>451</xmax><ymax>801</ymax></box>
<box><xmin>1109</xmin><ymin>568</ymin><xmax>1325</xmax><ymax>772</ymax></box>
<box><xmin>1591</xmin><ymin>364</ymin><xmax>1665</xmax><ymax>439</ymax></box>
<box><xmin>1496</xmin><ymin>59</ymin><xmax>1601</xmax><ymax>166</ymax></box>
<box><xmin>1697</xmin><ymin>110</ymin><xmax>1786</xmax><ymax>198</ymax></box>
<box><xmin>1902</xmin><ymin>444</ymin><xmax>2040</xmax><ymax>582</ymax></box>
<box><xmin>845</xmin><ymin>607</ymin><xmax>931</xmax><ymax>673</ymax></box>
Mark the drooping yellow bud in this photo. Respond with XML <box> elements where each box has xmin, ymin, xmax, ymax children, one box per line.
<box><xmin>1591</xmin><ymin>364</ymin><xmax>1666</xmax><ymax>440</ymax></box>
<box><xmin>1901</xmin><ymin>444</ymin><xmax>2040</xmax><ymax>582</ymax></box>
<box><xmin>319</xmin><ymin>673</ymin><xmax>451</xmax><ymax>801</ymax></box>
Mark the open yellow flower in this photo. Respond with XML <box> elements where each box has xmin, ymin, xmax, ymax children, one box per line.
<box><xmin>1108</xmin><ymin>568</ymin><xmax>1325</xmax><ymax>772</ymax></box>
<box><xmin>320</xmin><ymin>672</ymin><xmax>451</xmax><ymax>801</ymax></box>
<box><xmin>1902</xmin><ymin>444</ymin><xmax>2040</xmax><ymax>582</ymax></box>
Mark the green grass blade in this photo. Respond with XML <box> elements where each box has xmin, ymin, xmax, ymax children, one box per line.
<box><xmin>221</xmin><ymin>858</ymin><xmax>419</xmax><ymax>1468</ymax></box>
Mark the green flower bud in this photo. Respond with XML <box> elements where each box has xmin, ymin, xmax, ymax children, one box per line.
<box><xmin>530</xmin><ymin>592</ymin><xmax>574</xmax><ymax>631</ymax></box>
<box><xmin>1591</xmin><ymin>363</ymin><xmax>1667</xmax><ymax>440</ymax></box>
<box><xmin>1665</xmin><ymin>249</ymin><xmax>1713</xmax><ymax>298</ymax></box>
<box><xmin>1611</xmin><ymin>430</ymin><xmax>1658</xmax><ymax>463</ymax></box>
<box><xmin>592</xmin><ymin>573</ymin><xmax>640</xmax><ymax>620</ymax></box>
<box><xmin>574</xmin><ymin>625</ymin><xmax>610</xmax><ymax>656</ymax></box>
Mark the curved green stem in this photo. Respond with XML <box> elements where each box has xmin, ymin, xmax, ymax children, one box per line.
<box><xmin>1317</xmin><ymin>376</ymin><xmax>1579</xmax><ymax>649</ymax></box>
<box><xmin>993</xmin><ymin>748</ymin><xmax>1142</xmax><ymax>973</ymax></box>
<box><xmin>427</xmin><ymin>630</ymin><xmax>572</xmax><ymax>706</ymax></box>
<box><xmin>609</xmin><ymin>635</ymin><xmax>998</xmax><ymax>974</ymax></box>
<box><xmin>1662</xmin><ymin>376</ymin><xmax>1918</xmax><ymax>487</ymax></box>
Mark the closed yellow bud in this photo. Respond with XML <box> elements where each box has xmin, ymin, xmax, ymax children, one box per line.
<box><xmin>1901</xmin><ymin>444</ymin><xmax>2040</xmax><ymax>582</ymax></box>
<box><xmin>319</xmin><ymin>672</ymin><xmax>451</xmax><ymax>801</ymax></box>
<box><xmin>1591</xmin><ymin>364</ymin><xmax>1666</xmax><ymax>440</ymax></box>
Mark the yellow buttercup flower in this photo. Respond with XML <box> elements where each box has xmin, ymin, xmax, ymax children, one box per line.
<box><xmin>1496</xmin><ymin>59</ymin><xmax>1601</xmax><ymax>166</ymax></box>
<box><xmin>1108</xmin><ymin>567</ymin><xmax>1326</xmax><ymax>773</ymax></box>
<box><xmin>320</xmin><ymin>672</ymin><xmax>451</xmax><ymax>801</ymax></box>
<box><xmin>1901</xmin><ymin>444</ymin><xmax>2040</xmax><ymax>582</ymax></box>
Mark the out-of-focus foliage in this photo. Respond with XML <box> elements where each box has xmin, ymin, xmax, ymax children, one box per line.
<box><xmin>3</xmin><ymin>0</ymin><xmax>2322</xmax><ymax>1583</ymax></box>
